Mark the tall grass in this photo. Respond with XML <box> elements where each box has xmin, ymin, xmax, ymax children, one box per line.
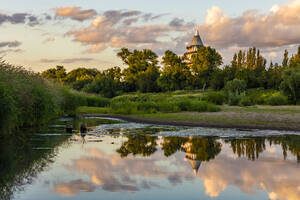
<box><xmin>0</xmin><ymin>60</ymin><xmax>109</xmax><ymax>134</ymax></box>
<box><xmin>108</xmin><ymin>93</ymin><xmax>220</xmax><ymax>114</ymax></box>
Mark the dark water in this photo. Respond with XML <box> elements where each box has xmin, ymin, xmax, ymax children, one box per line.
<box><xmin>1</xmin><ymin>117</ymin><xmax>299</xmax><ymax>200</ymax></box>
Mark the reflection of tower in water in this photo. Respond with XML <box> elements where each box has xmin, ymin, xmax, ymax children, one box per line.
<box><xmin>182</xmin><ymin>137</ymin><xmax>201</xmax><ymax>176</ymax></box>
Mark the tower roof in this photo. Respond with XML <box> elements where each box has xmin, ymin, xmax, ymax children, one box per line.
<box><xmin>189</xmin><ymin>30</ymin><xmax>204</xmax><ymax>47</ymax></box>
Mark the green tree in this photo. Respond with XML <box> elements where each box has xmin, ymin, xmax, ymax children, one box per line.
<box><xmin>158</xmin><ymin>50</ymin><xmax>192</xmax><ymax>91</ymax></box>
<box><xmin>84</xmin><ymin>76</ymin><xmax>117</xmax><ymax>98</ymax></box>
<box><xmin>289</xmin><ymin>46</ymin><xmax>300</xmax><ymax>68</ymax></box>
<box><xmin>117</xmin><ymin>48</ymin><xmax>160</xmax><ymax>92</ymax></box>
<box><xmin>190</xmin><ymin>46</ymin><xmax>223</xmax><ymax>90</ymax></box>
<box><xmin>280</xmin><ymin>67</ymin><xmax>300</xmax><ymax>104</ymax></box>
<box><xmin>41</xmin><ymin>66</ymin><xmax>66</xmax><ymax>82</ymax></box>
<box><xmin>282</xmin><ymin>49</ymin><xmax>289</xmax><ymax>68</ymax></box>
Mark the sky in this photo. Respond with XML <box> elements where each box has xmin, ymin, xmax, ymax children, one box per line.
<box><xmin>0</xmin><ymin>0</ymin><xmax>299</xmax><ymax>72</ymax></box>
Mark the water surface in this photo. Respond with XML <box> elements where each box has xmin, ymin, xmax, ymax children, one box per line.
<box><xmin>1</xmin><ymin>117</ymin><xmax>299</xmax><ymax>200</ymax></box>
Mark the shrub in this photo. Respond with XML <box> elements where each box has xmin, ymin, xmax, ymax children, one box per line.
<box><xmin>86</xmin><ymin>96</ymin><xmax>110</xmax><ymax>107</ymax></box>
<box><xmin>239</xmin><ymin>97</ymin><xmax>253</xmax><ymax>107</ymax></box>
<box><xmin>157</xmin><ymin>101</ymin><xmax>180</xmax><ymax>113</ymax></box>
<box><xmin>228</xmin><ymin>94</ymin><xmax>242</xmax><ymax>106</ymax></box>
<box><xmin>137</xmin><ymin>101</ymin><xmax>158</xmax><ymax>113</ymax></box>
<box><xmin>203</xmin><ymin>91</ymin><xmax>226</xmax><ymax>105</ymax></box>
<box><xmin>174</xmin><ymin>98</ymin><xmax>192</xmax><ymax>111</ymax></box>
<box><xmin>189</xmin><ymin>101</ymin><xmax>221</xmax><ymax>112</ymax></box>
<box><xmin>0</xmin><ymin>83</ymin><xmax>17</xmax><ymax>132</ymax></box>
<box><xmin>280</xmin><ymin>68</ymin><xmax>300</xmax><ymax>104</ymax></box>
<box><xmin>60</xmin><ymin>89</ymin><xmax>88</xmax><ymax>115</ymax></box>
<box><xmin>265</xmin><ymin>94</ymin><xmax>288</xmax><ymax>106</ymax></box>
<box><xmin>110</xmin><ymin>100</ymin><xmax>138</xmax><ymax>114</ymax></box>
<box><xmin>225</xmin><ymin>79</ymin><xmax>247</xmax><ymax>96</ymax></box>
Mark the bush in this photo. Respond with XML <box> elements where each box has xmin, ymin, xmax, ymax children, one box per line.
<box><xmin>280</xmin><ymin>68</ymin><xmax>300</xmax><ymax>104</ymax></box>
<box><xmin>157</xmin><ymin>101</ymin><xmax>180</xmax><ymax>113</ymax></box>
<box><xmin>189</xmin><ymin>101</ymin><xmax>221</xmax><ymax>112</ymax></box>
<box><xmin>239</xmin><ymin>97</ymin><xmax>253</xmax><ymax>107</ymax></box>
<box><xmin>228</xmin><ymin>94</ymin><xmax>242</xmax><ymax>106</ymax></box>
<box><xmin>225</xmin><ymin>79</ymin><xmax>247</xmax><ymax>96</ymax></box>
<box><xmin>109</xmin><ymin>100</ymin><xmax>138</xmax><ymax>114</ymax></box>
<box><xmin>265</xmin><ymin>94</ymin><xmax>288</xmax><ymax>106</ymax></box>
<box><xmin>137</xmin><ymin>101</ymin><xmax>158</xmax><ymax>113</ymax></box>
<box><xmin>0</xmin><ymin>83</ymin><xmax>17</xmax><ymax>132</ymax></box>
<box><xmin>86</xmin><ymin>96</ymin><xmax>110</xmax><ymax>107</ymax></box>
<box><xmin>203</xmin><ymin>91</ymin><xmax>226</xmax><ymax>105</ymax></box>
<box><xmin>174</xmin><ymin>98</ymin><xmax>192</xmax><ymax>111</ymax></box>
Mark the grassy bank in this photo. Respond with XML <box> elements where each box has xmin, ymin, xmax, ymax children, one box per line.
<box><xmin>76</xmin><ymin>105</ymin><xmax>300</xmax><ymax>131</ymax></box>
<box><xmin>76</xmin><ymin>93</ymin><xmax>221</xmax><ymax>115</ymax></box>
<box><xmin>0</xmin><ymin>60</ymin><xmax>110</xmax><ymax>135</ymax></box>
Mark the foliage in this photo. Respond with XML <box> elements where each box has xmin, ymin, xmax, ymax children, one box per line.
<box><xmin>203</xmin><ymin>91</ymin><xmax>226</xmax><ymax>105</ymax></box>
<box><xmin>280</xmin><ymin>67</ymin><xmax>300</xmax><ymax>104</ymax></box>
<box><xmin>225</xmin><ymin>79</ymin><xmax>247</xmax><ymax>96</ymax></box>
<box><xmin>158</xmin><ymin>50</ymin><xmax>192</xmax><ymax>91</ymax></box>
<box><xmin>84</xmin><ymin>76</ymin><xmax>117</xmax><ymax>98</ymax></box>
<box><xmin>0</xmin><ymin>60</ymin><xmax>109</xmax><ymax>134</ymax></box>
<box><xmin>265</xmin><ymin>94</ymin><xmax>288</xmax><ymax>106</ymax></box>
<box><xmin>190</xmin><ymin>46</ymin><xmax>223</xmax><ymax>89</ymax></box>
<box><xmin>239</xmin><ymin>96</ymin><xmax>254</xmax><ymax>107</ymax></box>
<box><xmin>107</xmin><ymin>93</ymin><xmax>220</xmax><ymax>114</ymax></box>
<box><xmin>41</xmin><ymin>65</ymin><xmax>66</xmax><ymax>82</ymax></box>
<box><xmin>117</xmin><ymin>48</ymin><xmax>160</xmax><ymax>92</ymax></box>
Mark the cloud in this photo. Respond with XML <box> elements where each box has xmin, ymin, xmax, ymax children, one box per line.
<box><xmin>0</xmin><ymin>41</ymin><xmax>21</xmax><ymax>48</ymax></box>
<box><xmin>40</xmin><ymin>58</ymin><xmax>94</xmax><ymax>64</ymax></box>
<box><xmin>55</xmin><ymin>6</ymin><xmax>97</xmax><ymax>21</ymax></box>
<box><xmin>43</xmin><ymin>37</ymin><xmax>55</xmax><ymax>44</ymax></box>
<box><xmin>0</xmin><ymin>12</ymin><xmax>39</xmax><ymax>26</ymax></box>
<box><xmin>65</xmin><ymin>9</ymin><xmax>193</xmax><ymax>53</ymax></box>
<box><xmin>0</xmin><ymin>41</ymin><xmax>22</xmax><ymax>55</ymax></box>
<box><xmin>198</xmin><ymin>0</ymin><xmax>300</xmax><ymax>48</ymax></box>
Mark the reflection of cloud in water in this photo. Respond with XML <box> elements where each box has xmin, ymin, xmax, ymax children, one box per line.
<box><xmin>53</xmin><ymin>143</ymin><xmax>300</xmax><ymax>200</ymax></box>
<box><xmin>198</xmin><ymin>156</ymin><xmax>300</xmax><ymax>199</ymax></box>
<box><xmin>53</xmin><ymin>179</ymin><xmax>95</xmax><ymax>196</ymax></box>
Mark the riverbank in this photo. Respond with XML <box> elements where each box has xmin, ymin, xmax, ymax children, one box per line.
<box><xmin>77</xmin><ymin>105</ymin><xmax>300</xmax><ymax>131</ymax></box>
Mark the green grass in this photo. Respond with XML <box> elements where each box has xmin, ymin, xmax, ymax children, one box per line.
<box><xmin>222</xmin><ymin>105</ymin><xmax>300</xmax><ymax>114</ymax></box>
<box><xmin>76</xmin><ymin>106</ymin><xmax>110</xmax><ymax>114</ymax></box>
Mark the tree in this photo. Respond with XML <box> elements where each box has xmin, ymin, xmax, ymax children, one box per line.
<box><xmin>158</xmin><ymin>50</ymin><xmax>192</xmax><ymax>91</ymax></box>
<box><xmin>83</xmin><ymin>76</ymin><xmax>117</xmax><ymax>98</ymax></box>
<box><xmin>190</xmin><ymin>46</ymin><xmax>223</xmax><ymax>89</ymax></box>
<box><xmin>117</xmin><ymin>48</ymin><xmax>160</xmax><ymax>92</ymax></box>
<box><xmin>282</xmin><ymin>49</ymin><xmax>289</xmax><ymax>68</ymax></box>
<box><xmin>41</xmin><ymin>66</ymin><xmax>66</xmax><ymax>82</ymax></box>
<box><xmin>225</xmin><ymin>79</ymin><xmax>247</xmax><ymax>96</ymax></box>
<box><xmin>289</xmin><ymin>46</ymin><xmax>300</xmax><ymax>68</ymax></box>
<box><xmin>280</xmin><ymin>67</ymin><xmax>300</xmax><ymax>104</ymax></box>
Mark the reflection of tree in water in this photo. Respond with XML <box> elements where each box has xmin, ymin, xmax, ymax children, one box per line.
<box><xmin>226</xmin><ymin>138</ymin><xmax>266</xmax><ymax>161</ymax></box>
<box><xmin>162</xmin><ymin>137</ymin><xmax>222</xmax><ymax>161</ymax></box>
<box><xmin>226</xmin><ymin>136</ymin><xmax>300</xmax><ymax>162</ymax></box>
<box><xmin>268</xmin><ymin>136</ymin><xmax>300</xmax><ymax>162</ymax></box>
<box><xmin>0</xmin><ymin>132</ymin><xmax>70</xmax><ymax>200</ymax></box>
<box><xmin>116</xmin><ymin>134</ymin><xmax>158</xmax><ymax>157</ymax></box>
<box><xmin>161</xmin><ymin>137</ymin><xmax>188</xmax><ymax>157</ymax></box>
<box><xmin>182</xmin><ymin>137</ymin><xmax>222</xmax><ymax>162</ymax></box>
<box><xmin>161</xmin><ymin>136</ymin><xmax>222</xmax><ymax>175</ymax></box>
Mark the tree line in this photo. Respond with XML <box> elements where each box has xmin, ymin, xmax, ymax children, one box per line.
<box><xmin>41</xmin><ymin>46</ymin><xmax>300</xmax><ymax>104</ymax></box>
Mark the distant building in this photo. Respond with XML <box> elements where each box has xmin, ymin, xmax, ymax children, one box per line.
<box><xmin>184</xmin><ymin>30</ymin><xmax>204</xmax><ymax>64</ymax></box>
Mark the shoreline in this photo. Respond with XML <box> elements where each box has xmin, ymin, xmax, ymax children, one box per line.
<box><xmin>78</xmin><ymin>113</ymin><xmax>300</xmax><ymax>132</ymax></box>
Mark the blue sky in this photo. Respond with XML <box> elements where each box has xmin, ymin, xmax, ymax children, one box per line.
<box><xmin>0</xmin><ymin>0</ymin><xmax>299</xmax><ymax>71</ymax></box>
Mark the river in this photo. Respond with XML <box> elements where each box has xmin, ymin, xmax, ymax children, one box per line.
<box><xmin>1</xmin><ymin>117</ymin><xmax>299</xmax><ymax>200</ymax></box>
